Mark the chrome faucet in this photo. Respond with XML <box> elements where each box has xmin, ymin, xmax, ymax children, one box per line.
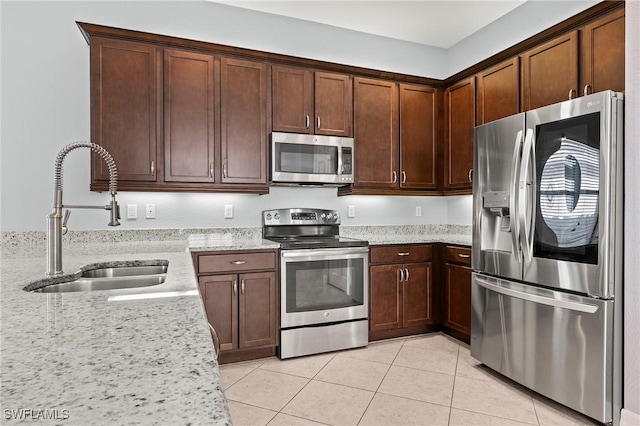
<box><xmin>46</xmin><ymin>142</ymin><xmax>120</xmax><ymax>277</ymax></box>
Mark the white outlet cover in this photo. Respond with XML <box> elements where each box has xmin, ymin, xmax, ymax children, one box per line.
<box><xmin>146</xmin><ymin>204</ymin><xmax>156</xmax><ymax>219</ymax></box>
<box><xmin>127</xmin><ymin>204</ymin><xmax>137</xmax><ymax>219</ymax></box>
<box><xmin>416</xmin><ymin>206</ymin><xmax>422</xmax><ymax>217</ymax></box>
<box><xmin>347</xmin><ymin>205</ymin><xmax>355</xmax><ymax>218</ymax></box>
<box><xmin>224</xmin><ymin>204</ymin><xmax>233</xmax><ymax>219</ymax></box>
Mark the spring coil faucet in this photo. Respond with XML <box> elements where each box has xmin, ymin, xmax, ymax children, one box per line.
<box><xmin>46</xmin><ymin>142</ymin><xmax>120</xmax><ymax>276</ymax></box>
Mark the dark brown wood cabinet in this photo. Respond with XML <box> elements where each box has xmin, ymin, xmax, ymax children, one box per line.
<box><xmin>352</xmin><ymin>79</ymin><xmax>437</xmax><ymax>192</ymax></box>
<box><xmin>220</xmin><ymin>57</ymin><xmax>268</xmax><ymax>184</ymax></box>
<box><xmin>476</xmin><ymin>57</ymin><xmax>520</xmax><ymax>125</ymax></box>
<box><xmin>163</xmin><ymin>49</ymin><xmax>215</xmax><ymax>183</ymax></box>
<box><xmin>520</xmin><ymin>31</ymin><xmax>579</xmax><ymax>111</ymax></box>
<box><xmin>444</xmin><ymin>77</ymin><xmax>475</xmax><ymax>193</ymax></box>
<box><xmin>272</xmin><ymin>65</ymin><xmax>352</xmax><ymax>137</ymax></box>
<box><xmin>369</xmin><ymin>245</ymin><xmax>435</xmax><ymax>340</ymax></box>
<box><xmin>399</xmin><ymin>84</ymin><xmax>438</xmax><ymax>190</ymax></box>
<box><xmin>353</xmin><ymin>78</ymin><xmax>399</xmax><ymax>189</ymax></box>
<box><xmin>443</xmin><ymin>245</ymin><xmax>472</xmax><ymax>343</ymax></box>
<box><xmin>580</xmin><ymin>7</ymin><xmax>625</xmax><ymax>95</ymax></box>
<box><xmin>194</xmin><ymin>250</ymin><xmax>278</xmax><ymax>364</ymax></box>
<box><xmin>90</xmin><ymin>37</ymin><xmax>159</xmax><ymax>186</ymax></box>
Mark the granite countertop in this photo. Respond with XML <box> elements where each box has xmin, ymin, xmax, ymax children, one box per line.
<box><xmin>0</xmin><ymin>226</ymin><xmax>469</xmax><ymax>425</ymax></box>
<box><xmin>0</xmin><ymin>239</ymin><xmax>241</xmax><ymax>426</ymax></box>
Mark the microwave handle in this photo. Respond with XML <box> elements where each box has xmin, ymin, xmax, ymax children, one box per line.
<box><xmin>337</xmin><ymin>146</ymin><xmax>343</xmax><ymax>175</ymax></box>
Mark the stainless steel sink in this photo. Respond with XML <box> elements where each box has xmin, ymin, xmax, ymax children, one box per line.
<box><xmin>26</xmin><ymin>261</ymin><xmax>169</xmax><ymax>293</ymax></box>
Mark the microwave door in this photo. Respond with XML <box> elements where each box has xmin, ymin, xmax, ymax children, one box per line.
<box><xmin>522</xmin><ymin>93</ymin><xmax>614</xmax><ymax>297</ymax></box>
<box><xmin>472</xmin><ymin>113</ymin><xmax>525</xmax><ymax>281</ymax></box>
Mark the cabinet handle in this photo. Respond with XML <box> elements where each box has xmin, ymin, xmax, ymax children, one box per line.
<box><xmin>458</xmin><ymin>253</ymin><xmax>471</xmax><ymax>258</ymax></box>
<box><xmin>402</xmin><ymin>171</ymin><xmax>406</xmax><ymax>184</ymax></box>
<box><xmin>223</xmin><ymin>159</ymin><xmax>227</xmax><ymax>179</ymax></box>
<box><xmin>583</xmin><ymin>85</ymin><xmax>592</xmax><ymax>96</ymax></box>
<box><xmin>305</xmin><ymin>115</ymin><xmax>310</xmax><ymax>129</ymax></box>
<box><xmin>404</xmin><ymin>268</ymin><xmax>409</xmax><ymax>281</ymax></box>
<box><xmin>398</xmin><ymin>268</ymin><xmax>404</xmax><ymax>282</ymax></box>
<box><xmin>317</xmin><ymin>116</ymin><xmax>321</xmax><ymax>129</ymax></box>
<box><xmin>241</xmin><ymin>279</ymin><xmax>245</xmax><ymax>295</ymax></box>
<box><xmin>397</xmin><ymin>252</ymin><xmax>410</xmax><ymax>256</ymax></box>
<box><xmin>209</xmin><ymin>163</ymin><xmax>214</xmax><ymax>178</ymax></box>
<box><xmin>232</xmin><ymin>280</ymin><xmax>237</xmax><ymax>295</ymax></box>
<box><xmin>150</xmin><ymin>160</ymin><xmax>155</xmax><ymax>175</ymax></box>
<box><xmin>230</xmin><ymin>260</ymin><xmax>247</xmax><ymax>265</ymax></box>
<box><xmin>392</xmin><ymin>171</ymin><xmax>397</xmax><ymax>183</ymax></box>
<box><xmin>568</xmin><ymin>89</ymin><xmax>577</xmax><ymax>100</ymax></box>
<box><xmin>208</xmin><ymin>323</ymin><xmax>220</xmax><ymax>360</ymax></box>
<box><xmin>468</xmin><ymin>169</ymin><xmax>473</xmax><ymax>182</ymax></box>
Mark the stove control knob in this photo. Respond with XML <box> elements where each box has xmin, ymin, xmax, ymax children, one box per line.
<box><xmin>266</xmin><ymin>213</ymin><xmax>272</xmax><ymax>220</ymax></box>
<box><xmin>321</xmin><ymin>213</ymin><xmax>327</xmax><ymax>220</ymax></box>
<box><xmin>332</xmin><ymin>213</ymin><xmax>339</xmax><ymax>221</ymax></box>
<box><xmin>274</xmin><ymin>213</ymin><xmax>280</xmax><ymax>220</ymax></box>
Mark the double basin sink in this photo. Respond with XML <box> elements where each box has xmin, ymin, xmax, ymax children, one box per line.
<box><xmin>24</xmin><ymin>260</ymin><xmax>169</xmax><ymax>293</ymax></box>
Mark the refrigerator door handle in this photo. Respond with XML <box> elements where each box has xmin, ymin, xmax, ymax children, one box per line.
<box><xmin>518</xmin><ymin>128</ymin><xmax>536</xmax><ymax>262</ymax></box>
<box><xmin>474</xmin><ymin>276</ymin><xmax>598</xmax><ymax>313</ymax></box>
<box><xmin>510</xmin><ymin>130</ymin><xmax>523</xmax><ymax>262</ymax></box>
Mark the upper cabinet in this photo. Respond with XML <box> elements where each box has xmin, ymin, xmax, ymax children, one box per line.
<box><xmin>580</xmin><ymin>7</ymin><xmax>625</xmax><ymax>95</ymax></box>
<box><xmin>353</xmin><ymin>78</ymin><xmax>398</xmax><ymax>189</ymax></box>
<box><xmin>349</xmin><ymin>78</ymin><xmax>438</xmax><ymax>194</ymax></box>
<box><xmin>220</xmin><ymin>57</ymin><xmax>268</xmax><ymax>184</ymax></box>
<box><xmin>90</xmin><ymin>37</ymin><xmax>159</xmax><ymax>186</ymax></box>
<box><xmin>399</xmin><ymin>84</ymin><xmax>438</xmax><ymax>190</ymax></box>
<box><xmin>272</xmin><ymin>65</ymin><xmax>352</xmax><ymax>137</ymax></box>
<box><xmin>89</xmin><ymin>38</ymin><xmax>268</xmax><ymax>193</ymax></box>
<box><xmin>520</xmin><ymin>30</ymin><xmax>579</xmax><ymax>111</ymax></box>
<box><xmin>163</xmin><ymin>49</ymin><xmax>215</xmax><ymax>184</ymax></box>
<box><xmin>444</xmin><ymin>77</ymin><xmax>475</xmax><ymax>192</ymax></box>
<box><xmin>476</xmin><ymin>57</ymin><xmax>520</xmax><ymax>125</ymax></box>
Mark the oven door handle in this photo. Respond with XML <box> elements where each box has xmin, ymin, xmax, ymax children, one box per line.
<box><xmin>281</xmin><ymin>247</ymin><xmax>370</xmax><ymax>258</ymax></box>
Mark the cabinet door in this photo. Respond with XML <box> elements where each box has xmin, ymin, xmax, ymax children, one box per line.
<box><xmin>354</xmin><ymin>78</ymin><xmax>399</xmax><ymax>188</ymax></box>
<box><xmin>91</xmin><ymin>38</ymin><xmax>158</xmax><ymax>182</ymax></box>
<box><xmin>580</xmin><ymin>7</ymin><xmax>625</xmax><ymax>94</ymax></box>
<box><xmin>444</xmin><ymin>77</ymin><xmax>475</xmax><ymax>191</ymax></box>
<box><xmin>220</xmin><ymin>57</ymin><xmax>268</xmax><ymax>184</ymax></box>
<box><xmin>198</xmin><ymin>274</ymin><xmax>238</xmax><ymax>351</ymax></box>
<box><xmin>315</xmin><ymin>72</ymin><xmax>353</xmax><ymax>137</ymax></box>
<box><xmin>521</xmin><ymin>31</ymin><xmax>579</xmax><ymax>111</ymax></box>
<box><xmin>272</xmin><ymin>65</ymin><xmax>313</xmax><ymax>134</ymax></box>
<box><xmin>239</xmin><ymin>272</ymin><xmax>278</xmax><ymax>348</ymax></box>
<box><xmin>369</xmin><ymin>264</ymin><xmax>401</xmax><ymax>331</ymax></box>
<box><xmin>402</xmin><ymin>262</ymin><xmax>432</xmax><ymax>327</ymax></box>
<box><xmin>444</xmin><ymin>263</ymin><xmax>472</xmax><ymax>337</ymax></box>
<box><xmin>399</xmin><ymin>84</ymin><xmax>437</xmax><ymax>189</ymax></box>
<box><xmin>476</xmin><ymin>57</ymin><xmax>520</xmax><ymax>125</ymax></box>
<box><xmin>163</xmin><ymin>49</ymin><xmax>215</xmax><ymax>183</ymax></box>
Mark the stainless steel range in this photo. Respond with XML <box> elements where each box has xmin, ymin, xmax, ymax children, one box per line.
<box><xmin>263</xmin><ymin>208</ymin><xmax>369</xmax><ymax>359</ymax></box>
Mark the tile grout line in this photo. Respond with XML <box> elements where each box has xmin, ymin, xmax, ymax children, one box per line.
<box><xmin>447</xmin><ymin>343</ymin><xmax>461</xmax><ymax>425</ymax></box>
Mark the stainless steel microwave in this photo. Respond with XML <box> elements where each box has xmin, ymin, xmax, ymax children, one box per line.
<box><xmin>270</xmin><ymin>132</ymin><xmax>354</xmax><ymax>185</ymax></box>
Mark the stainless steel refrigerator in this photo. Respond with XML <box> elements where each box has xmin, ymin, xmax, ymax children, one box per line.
<box><xmin>471</xmin><ymin>90</ymin><xmax>623</xmax><ymax>424</ymax></box>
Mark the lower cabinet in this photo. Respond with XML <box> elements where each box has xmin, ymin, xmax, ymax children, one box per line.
<box><xmin>369</xmin><ymin>245</ymin><xmax>436</xmax><ymax>340</ymax></box>
<box><xmin>193</xmin><ymin>250</ymin><xmax>278</xmax><ymax>363</ymax></box>
<box><xmin>443</xmin><ymin>245</ymin><xmax>472</xmax><ymax>343</ymax></box>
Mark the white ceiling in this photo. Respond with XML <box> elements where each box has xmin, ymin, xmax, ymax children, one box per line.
<box><xmin>214</xmin><ymin>1</ymin><xmax>527</xmax><ymax>49</ymax></box>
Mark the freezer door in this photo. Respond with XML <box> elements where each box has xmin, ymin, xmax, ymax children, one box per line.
<box><xmin>473</xmin><ymin>113</ymin><xmax>525</xmax><ymax>280</ymax></box>
<box><xmin>470</xmin><ymin>273</ymin><xmax>614</xmax><ymax>424</ymax></box>
<box><xmin>521</xmin><ymin>91</ymin><xmax>623</xmax><ymax>297</ymax></box>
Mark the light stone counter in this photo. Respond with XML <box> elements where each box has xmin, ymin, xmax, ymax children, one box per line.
<box><xmin>0</xmin><ymin>238</ymin><xmax>238</xmax><ymax>426</ymax></box>
<box><xmin>0</xmin><ymin>225</ymin><xmax>470</xmax><ymax>425</ymax></box>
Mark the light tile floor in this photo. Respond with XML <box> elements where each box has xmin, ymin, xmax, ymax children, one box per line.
<box><xmin>219</xmin><ymin>333</ymin><xmax>600</xmax><ymax>426</ymax></box>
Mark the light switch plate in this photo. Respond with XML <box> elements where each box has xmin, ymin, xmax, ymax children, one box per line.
<box><xmin>347</xmin><ymin>205</ymin><xmax>355</xmax><ymax>218</ymax></box>
<box><xmin>127</xmin><ymin>204</ymin><xmax>137</xmax><ymax>219</ymax></box>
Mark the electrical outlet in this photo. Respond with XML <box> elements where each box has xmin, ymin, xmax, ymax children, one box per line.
<box><xmin>224</xmin><ymin>204</ymin><xmax>233</xmax><ymax>219</ymax></box>
<box><xmin>347</xmin><ymin>205</ymin><xmax>356</xmax><ymax>218</ymax></box>
<box><xmin>126</xmin><ymin>204</ymin><xmax>137</xmax><ymax>219</ymax></box>
<box><xmin>146</xmin><ymin>204</ymin><xmax>156</xmax><ymax>219</ymax></box>
<box><xmin>415</xmin><ymin>206</ymin><xmax>422</xmax><ymax>217</ymax></box>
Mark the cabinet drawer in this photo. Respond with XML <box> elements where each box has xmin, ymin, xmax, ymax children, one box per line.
<box><xmin>198</xmin><ymin>251</ymin><xmax>277</xmax><ymax>274</ymax></box>
<box><xmin>445</xmin><ymin>246</ymin><xmax>472</xmax><ymax>266</ymax></box>
<box><xmin>370</xmin><ymin>245</ymin><xmax>432</xmax><ymax>264</ymax></box>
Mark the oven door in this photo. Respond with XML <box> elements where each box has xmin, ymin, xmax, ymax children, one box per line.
<box><xmin>280</xmin><ymin>247</ymin><xmax>369</xmax><ymax>328</ymax></box>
